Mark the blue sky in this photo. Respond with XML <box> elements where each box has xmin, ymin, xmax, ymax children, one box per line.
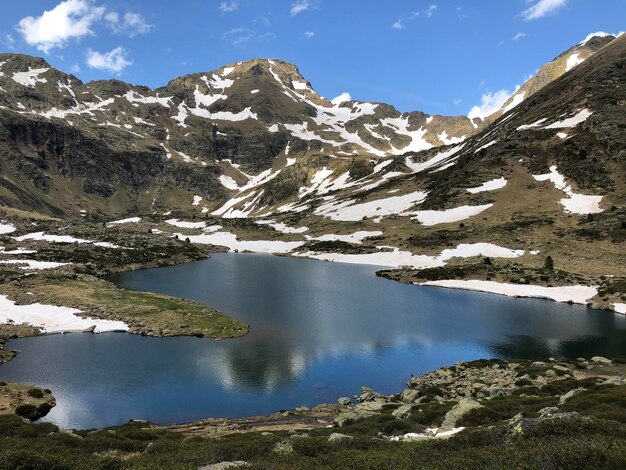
<box><xmin>1</xmin><ymin>1</ymin><xmax>624</xmax><ymax>116</ymax></box>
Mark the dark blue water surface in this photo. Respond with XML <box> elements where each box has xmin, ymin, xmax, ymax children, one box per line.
<box><xmin>2</xmin><ymin>253</ymin><xmax>625</xmax><ymax>429</ymax></box>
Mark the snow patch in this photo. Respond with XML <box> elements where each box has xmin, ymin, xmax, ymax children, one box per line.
<box><xmin>177</xmin><ymin>231</ymin><xmax>304</xmax><ymax>254</ymax></box>
<box><xmin>466</xmin><ymin>177</ymin><xmax>507</xmax><ymax>194</ymax></box>
<box><xmin>107</xmin><ymin>217</ymin><xmax>141</xmax><ymax>225</ymax></box>
<box><xmin>412</xmin><ymin>204</ymin><xmax>493</xmax><ymax>226</ymax></box>
<box><xmin>0</xmin><ymin>295</ymin><xmax>128</xmax><ymax>333</ymax></box>
<box><xmin>12</xmin><ymin>67</ymin><xmax>48</xmax><ymax>87</ymax></box>
<box><xmin>533</xmin><ymin>165</ymin><xmax>603</xmax><ymax>214</ymax></box>
<box><xmin>422</xmin><ymin>280</ymin><xmax>598</xmax><ymax>305</ymax></box>
<box><xmin>565</xmin><ymin>53</ymin><xmax>585</xmax><ymax>71</ymax></box>
<box><xmin>545</xmin><ymin>109</ymin><xmax>592</xmax><ymax>129</ymax></box>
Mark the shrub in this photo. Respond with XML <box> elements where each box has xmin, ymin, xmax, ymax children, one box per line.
<box><xmin>27</xmin><ymin>388</ymin><xmax>44</xmax><ymax>399</ymax></box>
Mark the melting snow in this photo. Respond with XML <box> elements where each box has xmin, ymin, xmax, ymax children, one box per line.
<box><xmin>405</xmin><ymin>145</ymin><xmax>464</xmax><ymax>173</ymax></box>
<box><xmin>315</xmin><ymin>191</ymin><xmax>428</xmax><ymax>222</ymax></box>
<box><xmin>0</xmin><ymin>222</ymin><xmax>16</xmax><ymax>234</ymax></box>
<box><xmin>165</xmin><ymin>219</ymin><xmax>209</xmax><ymax>229</ymax></box>
<box><xmin>0</xmin><ymin>260</ymin><xmax>70</xmax><ymax>270</ymax></box>
<box><xmin>124</xmin><ymin>91</ymin><xmax>171</xmax><ymax>107</ymax></box>
<box><xmin>13</xmin><ymin>232</ymin><xmax>119</xmax><ymax>248</ymax></box>
<box><xmin>544</xmin><ymin>109</ymin><xmax>592</xmax><ymax>129</ymax></box>
<box><xmin>176</xmin><ymin>231</ymin><xmax>304</xmax><ymax>254</ymax></box>
<box><xmin>502</xmin><ymin>92</ymin><xmax>525</xmax><ymax>114</ymax></box>
<box><xmin>412</xmin><ymin>204</ymin><xmax>493</xmax><ymax>226</ymax></box>
<box><xmin>219</xmin><ymin>175</ymin><xmax>240</xmax><ymax>190</ymax></box>
<box><xmin>516</xmin><ymin>118</ymin><xmax>547</xmax><ymax>131</ymax></box>
<box><xmin>566</xmin><ymin>53</ymin><xmax>585</xmax><ymax>71</ymax></box>
<box><xmin>422</xmin><ymin>280</ymin><xmax>598</xmax><ymax>305</ymax></box>
<box><xmin>437</xmin><ymin>130</ymin><xmax>465</xmax><ymax>145</ymax></box>
<box><xmin>533</xmin><ymin>165</ymin><xmax>603</xmax><ymax>214</ymax></box>
<box><xmin>0</xmin><ymin>295</ymin><xmax>128</xmax><ymax>333</ymax></box>
<box><xmin>466</xmin><ymin>177</ymin><xmax>507</xmax><ymax>194</ymax></box>
<box><xmin>474</xmin><ymin>140</ymin><xmax>497</xmax><ymax>153</ymax></box>
<box><xmin>12</xmin><ymin>67</ymin><xmax>48</xmax><ymax>87</ymax></box>
<box><xmin>107</xmin><ymin>217</ymin><xmax>141</xmax><ymax>225</ymax></box>
<box><xmin>255</xmin><ymin>220</ymin><xmax>309</xmax><ymax>234</ymax></box>
<box><xmin>306</xmin><ymin>230</ymin><xmax>383</xmax><ymax>244</ymax></box>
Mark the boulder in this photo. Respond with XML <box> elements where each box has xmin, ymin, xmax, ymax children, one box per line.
<box><xmin>337</xmin><ymin>397</ymin><xmax>352</xmax><ymax>406</ymax></box>
<box><xmin>198</xmin><ymin>462</ymin><xmax>247</xmax><ymax>470</ymax></box>
<box><xmin>401</xmin><ymin>388</ymin><xmax>420</xmax><ymax>403</ymax></box>
<box><xmin>333</xmin><ymin>409</ymin><xmax>377</xmax><ymax>427</ymax></box>
<box><xmin>272</xmin><ymin>440</ymin><xmax>293</xmax><ymax>455</ymax></box>
<box><xmin>591</xmin><ymin>356</ymin><xmax>612</xmax><ymax>364</ymax></box>
<box><xmin>440</xmin><ymin>399</ymin><xmax>484</xmax><ymax>430</ymax></box>
<box><xmin>558</xmin><ymin>388</ymin><xmax>585</xmax><ymax>405</ymax></box>
<box><xmin>392</xmin><ymin>404</ymin><xmax>412</xmax><ymax>420</ymax></box>
<box><xmin>355</xmin><ymin>400</ymin><xmax>385</xmax><ymax>413</ymax></box>
<box><xmin>538</xmin><ymin>406</ymin><xmax>559</xmax><ymax>416</ymax></box>
<box><xmin>328</xmin><ymin>432</ymin><xmax>353</xmax><ymax>443</ymax></box>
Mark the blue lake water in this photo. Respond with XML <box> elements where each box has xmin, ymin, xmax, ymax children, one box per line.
<box><xmin>1</xmin><ymin>253</ymin><xmax>625</xmax><ymax>429</ymax></box>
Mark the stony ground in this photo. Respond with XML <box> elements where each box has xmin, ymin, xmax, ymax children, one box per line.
<box><xmin>0</xmin><ymin>356</ymin><xmax>624</xmax><ymax>469</ymax></box>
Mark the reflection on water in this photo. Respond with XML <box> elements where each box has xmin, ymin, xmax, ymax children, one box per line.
<box><xmin>1</xmin><ymin>253</ymin><xmax>625</xmax><ymax>429</ymax></box>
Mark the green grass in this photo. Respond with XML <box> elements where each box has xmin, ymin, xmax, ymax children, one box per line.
<box><xmin>0</xmin><ymin>275</ymin><xmax>249</xmax><ymax>339</ymax></box>
<box><xmin>0</xmin><ymin>412</ymin><xmax>625</xmax><ymax>469</ymax></box>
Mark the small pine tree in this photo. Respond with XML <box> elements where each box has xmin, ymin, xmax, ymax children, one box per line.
<box><xmin>544</xmin><ymin>256</ymin><xmax>554</xmax><ymax>270</ymax></box>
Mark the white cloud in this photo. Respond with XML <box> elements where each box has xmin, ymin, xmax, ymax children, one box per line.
<box><xmin>391</xmin><ymin>20</ymin><xmax>405</xmax><ymax>30</ymax></box>
<box><xmin>222</xmin><ymin>28</ymin><xmax>254</xmax><ymax>45</ymax></box>
<box><xmin>331</xmin><ymin>92</ymin><xmax>352</xmax><ymax>105</ymax></box>
<box><xmin>521</xmin><ymin>0</ymin><xmax>567</xmax><ymax>20</ymax></box>
<box><xmin>290</xmin><ymin>0</ymin><xmax>312</xmax><ymax>16</ymax></box>
<box><xmin>467</xmin><ymin>89</ymin><xmax>513</xmax><ymax>120</ymax></box>
<box><xmin>512</xmin><ymin>32</ymin><xmax>527</xmax><ymax>41</ymax></box>
<box><xmin>86</xmin><ymin>47</ymin><xmax>131</xmax><ymax>74</ymax></box>
<box><xmin>16</xmin><ymin>0</ymin><xmax>105</xmax><ymax>53</ymax></box>
<box><xmin>105</xmin><ymin>11</ymin><xmax>152</xmax><ymax>37</ymax></box>
<box><xmin>426</xmin><ymin>4</ymin><xmax>437</xmax><ymax>18</ymax></box>
<box><xmin>304</xmin><ymin>31</ymin><xmax>315</xmax><ymax>39</ymax></box>
<box><xmin>219</xmin><ymin>1</ymin><xmax>239</xmax><ymax>13</ymax></box>
<box><xmin>2</xmin><ymin>34</ymin><xmax>15</xmax><ymax>50</ymax></box>
<box><xmin>70</xmin><ymin>63</ymin><xmax>81</xmax><ymax>73</ymax></box>
<box><xmin>453</xmin><ymin>98</ymin><xmax>462</xmax><ymax>105</ymax></box>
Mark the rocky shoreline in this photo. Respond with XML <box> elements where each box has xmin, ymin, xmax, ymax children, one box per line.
<box><xmin>0</xmin><ymin>355</ymin><xmax>624</xmax><ymax>468</ymax></box>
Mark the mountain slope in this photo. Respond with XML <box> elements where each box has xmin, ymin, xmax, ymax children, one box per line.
<box><xmin>1</xmin><ymin>33</ymin><xmax>614</xmax><ymax>218</ymax></box>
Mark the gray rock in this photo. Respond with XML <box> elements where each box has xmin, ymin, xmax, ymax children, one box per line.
<box><xmin>392</xmin><ymin>404</ymin><xmax>412</xmax><ymax>420</ymax></box>
<box><xmin>333</xmin><ymin>409</ymin><xmax>377</xmax><ymax>427</ymax></box>
<box><xmin>531</xmin><ymin>361</ymin><xmax>546</xmax><ymax>367</ymax></box>
<box><xmin>272</xmin><ymin>440</ymin><xmax>293</xmax><ymax>455</ymax></box>
<box><xmin>539</xmin><ymin>411</ymin><xmax>583</xmax><ymax>421</ymax></box>
<box><xmin>591</xmin><ymin>356</ymin><xmax>612</xmax><ymax>364</ymax></box>
<box><xmin>545</xmin><ymin>369</ymin><xmax>556</xmax><ymax>377</ymax></box>
<box><xmin>355</xmin><ymin>400</ymin><xmax>385</xmax><ymax>413</ymax></box>
<box><xmin>337</xmin><ymin>397</ymin><xmax>352</xmax><ymax>406</ymax></box>
<box><xmin>82</xmin><ymin>325</ymin><xmax>96</xmax><ymax>333</ymax></box>
<box><xmin>401</xmin><ymin>388</ymin><xmax>420</xmax><ymax>403</ymax></box>
<box><xmin>440</xmin><ymin>398</ymin><xmax>484</xmax><ymax>430</ymax></box>
<box><xmin>553</xmin><ymin>365</ymin><xmax>570</xmax><ymax>372</ymax></box>
<box><xmin>538</xmin><ymin>406</ymin><xmax>559</xmax><ymax>416</ymax></box>
<box><xmin>328</xmin><ymin>432</ymin><xmax>353</xmax><ymax>443</ymax></box>
<box><xmin>295</xmin><ymin>406</ymin><xmax>309</xmax><ymax>412</ymax></box>
<box><xmin>198</xmin><ymin>462</ymin><xmax>247</xmax><ymax>470</ymax></box>
<box><xmin>558</xmin><ymin>388</ymin><xmax>585</xmax><ymax>405</ymax></box>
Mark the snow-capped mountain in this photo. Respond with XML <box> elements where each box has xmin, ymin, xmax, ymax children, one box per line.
<box><xmin>0</xmin><ymin>32</ymin><xmax>619</xmax><ymax>218</ymax></box>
